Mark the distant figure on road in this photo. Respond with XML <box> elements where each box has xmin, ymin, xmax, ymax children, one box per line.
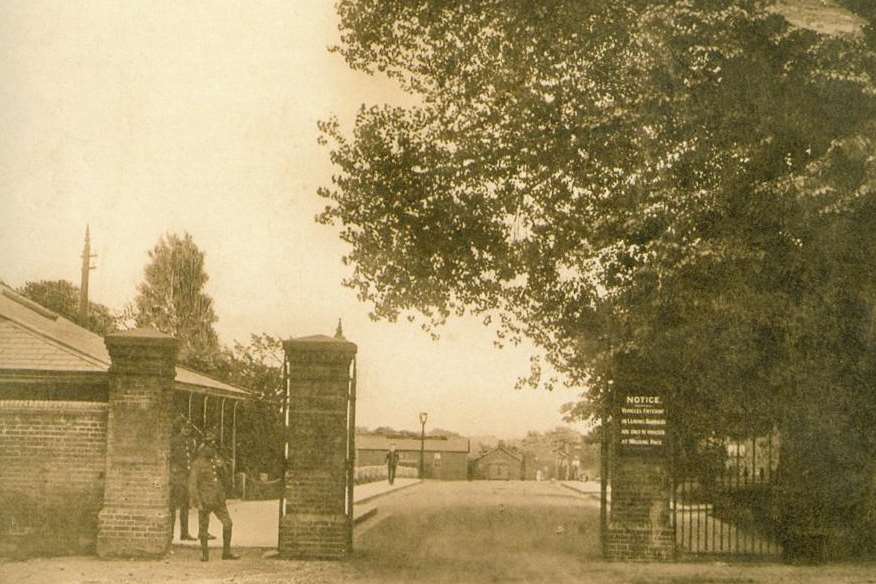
<box><xmin>189</xmin><ymin>435</ymin><xmax>238</xmax><ymax>561</ymax></box>
<box><xmin>386</xmin><ymin>444</ymin><xmax>400</xmax><ymax>485</ymax></box>
<box><xmin>170</xmin><ymin>419</ymin><xmax>197</xmax><ymax>541</ymax></box>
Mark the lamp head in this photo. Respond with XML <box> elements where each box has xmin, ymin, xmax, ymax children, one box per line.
<box><xmin>419</xmin><ymin>412</ymin><xmax>428</xmax><ymax>425</ymax></box>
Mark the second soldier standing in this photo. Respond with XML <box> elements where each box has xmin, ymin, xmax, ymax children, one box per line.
<box><xmin>170</xmin><ymin>419</ymin><xmax>197</xmax><ymax>541</ymax></box>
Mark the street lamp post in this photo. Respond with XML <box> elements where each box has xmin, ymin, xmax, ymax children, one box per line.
<box><xmin>419</xmin><ymin>412</ymin><xmax>428</xmax><ymax>479</ymax></box>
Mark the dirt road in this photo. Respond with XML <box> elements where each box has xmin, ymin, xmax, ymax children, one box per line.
<box><xmin>2</xmin><ymin>481</ymin><xmax>874</xmax><ymax>584</ymax></box>
<box><xmin>352</xmin><ymin>479</ymin><xmax>601</xmax><ymax>582</ymax></box>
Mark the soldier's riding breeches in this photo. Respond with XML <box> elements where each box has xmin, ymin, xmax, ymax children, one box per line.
<box><xmin>170</xmin><ymin>483</ymin><xmax>190</xmax><ymax>536</ymax></box>
<box><xmin>198</xmin><ymin>503</ymin><xmax>232</xmax><ymax>538</ymax></box>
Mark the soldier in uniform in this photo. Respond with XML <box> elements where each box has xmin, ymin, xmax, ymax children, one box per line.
<box><xmin>169</xmin><ymin>419</ymin><xmax>197</xmax><ymax>541</ymax></box>
<box><xmin>189</xmin><ymin>434</ymin><xmax>238</xmax><ymax>561</ymax></box>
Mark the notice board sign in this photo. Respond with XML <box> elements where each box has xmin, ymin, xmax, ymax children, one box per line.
<box><xmin>618</xmin><ymin>394</ymin><xmax>667</xmax><ymax>456</ymax></box>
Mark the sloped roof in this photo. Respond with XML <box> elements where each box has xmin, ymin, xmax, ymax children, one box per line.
<box><xmin>357</xmin><ymin>433</ymin><xmax>470</xmax><ymax>453</ymax></box>
<box><xmin>0</xmin><ymin>317</ymin><xmax>105</xmax><ymax>372</ymax></box>
<box><xmin>0</xmin><ymin>283</ymin><xmax>248</xmax><ymax>400</ymax></box>
<box><xmin>473</xmin><ymin>445</ymin><xmax>523</xmax><ymax>463</ymax></box>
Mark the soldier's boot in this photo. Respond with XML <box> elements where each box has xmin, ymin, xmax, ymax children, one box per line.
<box><xmin>222</xmin><ymin>526</ymin><xmax>239</xmax><ymax>560</ymax></box>
<box><xmin>180</xmin><ymin>513</ymin><xmax>196</xmax><ymax>541</ymax></box>
<box><xmin>200</xmin><ymin>537</ymin><xmax>209</xmax><ymax>562</ymax></box>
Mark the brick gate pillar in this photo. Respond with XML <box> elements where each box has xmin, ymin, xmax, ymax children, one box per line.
<box><xmin>606</xmin><ymin>392</ymin><xmax>674</xmax><ymax>561</ymax></box>
<box><xmin>97</xmin><ymin>328</ymin><xmax>177</xmax><ymax>558</ymax></box>
<box><xmin>279</xmin><ymin>332</ymin><xmax>356</xmax><ymax>560</ymax></box>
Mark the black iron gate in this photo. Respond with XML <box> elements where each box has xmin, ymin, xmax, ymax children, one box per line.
<box><xmin>672</xmin><ymin>432</ymin><xmax>782</xmax><ymax>559</ymax></box>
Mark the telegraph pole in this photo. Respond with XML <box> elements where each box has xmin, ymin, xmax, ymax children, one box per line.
<box><xmin>80</xmin><ymin>225</ymin><xmax>97</xmax><ymax>323</ymax></box>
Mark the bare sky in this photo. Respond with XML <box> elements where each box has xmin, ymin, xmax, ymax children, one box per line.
<box><xmin>0</xmin><ymin>1</ymin><xmax>582</xmax><ymax>438</ymax></box>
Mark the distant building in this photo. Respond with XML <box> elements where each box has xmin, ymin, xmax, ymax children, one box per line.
<box><xmin>356</xmin><ymin>433</ymin><xmax>470</xmax><ymax>480</ymax></box>
<box><xmin>724</xmin><ymin>432</ymin><xmax>780</xmax><ymax>484</ymax></box>
<box><xmin>471</xmin><ymin>444</ymin><xmax>524</xmax><ymax>480</ymax></box>
<box><xmin>552</xmin><ymin>437</ymin><xmax>600</xmax><ymax>481</ymax></box>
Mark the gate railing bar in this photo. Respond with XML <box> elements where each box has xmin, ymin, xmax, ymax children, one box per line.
<box><xmin>687</xmin><ymin>471</ymin><xmax>692</xmax><ymax>552</ymax></box>
<box><xmin>735</xmin><ymin>441</ymin><xmax>741</xmax><ymax>553</ymax></box>
<box><xmin>720</xmin><ymin>457</ymin><xmax>725</xmax><ymax>552</ymax></box>
<box><xmin>346</xmin><ymin>356</ymin><xmax>357</xmax><ymax>553</ymax></box>
<box><xmin>752</xmin><ymin>434</ymin><xmax>758</xmax><ymax>555</ymax></box>
<box><xmin>711</xmin><ymin>471</ymin><xmax>716</xmax><ymax>552</ymax></box>
<box><xmin>767</xmin><ymin>432</ymin><xmax>773</xmax><ymax>556</ymax></box>
<box><xmin>686</xmin><ymin>475</ymin><xmax>690</xmax><ymax>551</ymax></box>
<box><xmin>698</xmin><ymin>473</ymin><xmax>703</xmax><ymax>552</ymax></box>
<box><xmin>600</xmin><ymin>406</ymin><xmax>609</xmax><ymax>558</ymax></box>
<box><xmin>279</xmin><ymin>352</ymin><xmax>290</xmax><ymax>526</ymax></box>
<box><xmin>708</xmin><ymin>478</ymin><xmax>712</xmax><ymax>553</ymax></box>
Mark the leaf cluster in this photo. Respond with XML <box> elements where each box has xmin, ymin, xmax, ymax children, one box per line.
<box><xmin>18</xmin><ymin>279</ymin><xmax>121</xmax><ymax>336</ymax></box>
<box><xmin>322</xmin><ymin>1</ymin><xmax>876</xmax><ymax>435</ymax></box>
<box><xmin>134</xmin><ymin>232</ymin><xmax>220</xmax><ymax>370</ymax></box>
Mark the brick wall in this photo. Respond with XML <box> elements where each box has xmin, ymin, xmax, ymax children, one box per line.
<box><xmin>606</xmin><ymin>456</ymin><xmax>674</xmax><ymax>561</ymax></box>
<box><xmin>284</xmin><ymin>471</ymin><xmax>346</xmax><ymax>512</ymax></box>
<box><xmin>278</xmin><ymin>514</ymin><xmax>349</xmax><ymax>560</ymax></box>
<box><xmin>0</xmin><ymin>400</ymin><xmax>108</xmax><ymax>555</ymax></box>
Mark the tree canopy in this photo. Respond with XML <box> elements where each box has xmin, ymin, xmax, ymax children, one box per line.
<box><xmin>320</xmin><ymin>1</ymin><xmax>876</xmax><ymax>550</ymax></box>
<box><xmin>134</xmin><ymin>232</ymin><xmax>220</xmax><ymax>370</ymax></box>
<box><xmin>321</xmin><ymin>0</ymin><xmax>875</xmax><ymax>420</ymax></box>
<box><xmin>19</xmin><ymin>279</ymin><xmax>118</xmax><ymax>335</ymax></box>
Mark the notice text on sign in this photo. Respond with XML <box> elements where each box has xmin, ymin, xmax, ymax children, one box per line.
<box><xmin>618</xmin><ymin>394</ymin><xmax>666</xmax><ymax>455</ymax></box>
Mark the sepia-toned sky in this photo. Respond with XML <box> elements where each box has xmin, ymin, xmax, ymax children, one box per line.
<box><xmin>0</xmin><ymin>1</ymin><xmax>582</xmax><ymax>438</ymax></box>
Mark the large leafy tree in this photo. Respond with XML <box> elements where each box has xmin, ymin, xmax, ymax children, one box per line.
<box><xmin>19</xmin><ymin>279</ymin><xmax>118</xmax><ymax>335</ymax></box>
<box><xmin>320</xmin><ymin>0</ymin><xmax>876</xmax><ymax>556</ymax></box>
<box><xmin>134</xmin><ymin>232</ymin><xmax>220</xmax><ymax>370</ymax></box>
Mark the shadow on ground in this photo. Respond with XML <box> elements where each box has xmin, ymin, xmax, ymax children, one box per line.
<box><xmin>350</xmin><ymin>481</ymin><xmax>602</xmax><ymax>583</ymax></box>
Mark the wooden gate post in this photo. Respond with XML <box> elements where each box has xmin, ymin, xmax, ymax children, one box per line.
<box><xmin>278</xmin><ymin>331</ymin><xmax>357</xmax><ymax>560</ymax></box>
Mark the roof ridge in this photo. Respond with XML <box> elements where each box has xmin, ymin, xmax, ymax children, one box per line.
<box><xmin>176</xmin><ymin>364</ymin><xmax>248</xmax><ymax>394</ymax></box>
<box><xmin>473</xmin><ymin>445</ymin><xmax>523</xmax><ymax>462</ymax></box>
<box><xmin>0</xmin><ymin>287</ymin><xmax>60</xmax><ymax>320</ymax></box>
